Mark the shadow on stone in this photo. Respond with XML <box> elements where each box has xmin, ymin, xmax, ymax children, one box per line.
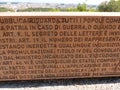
<box><xmin>0</xmin><ymin>77</ymin><xmax>120</xmax><ymax>88</ymax></box>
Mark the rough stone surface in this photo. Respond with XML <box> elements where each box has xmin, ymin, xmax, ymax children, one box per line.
<box><xmin>0</xmin><ymin>78</ymin><xmax>120</xmax><ymax>90</ymax></box>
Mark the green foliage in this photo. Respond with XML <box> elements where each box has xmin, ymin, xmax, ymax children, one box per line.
<box><xmin>19</xmin><ymin>3</ymin><xmax>89</xmax><ymax>12</ymax></box>
<box><xmin>51</xmin><ymin>8</ymin><xmax>60</xmax><ymax>12</ymax></box>
<box><xmin>98</xmin><ymin>1</ymin><xmax>108</xmax><ymax>12</ymax></box>
<box><xmin>18</xmin><ymin>3</ymin><xmax>97</xmax><ymax>12</ymax></box>
<box><xmin>19</xmin><ymin>8</ymin><xmax>53</xmax><ymax>12</ymax></box>
<box><xmin>67</xmin><ymin>8</ymin><xmax>78</xmax><ymax>12</ymax></box>
<box><xmin>19</xmin><ymin>7</ymin><xmax>78</xmax><ymax>12</ymax></box>
<box><xmin>98</xmin><ymin>0</ymin><xmax>120</xmax><ymax>12</ymax></box>
<box><xmin>0</xmin><ymin>7</ymin><xmax>13</xmax><ymax>12</ymax></box>
<box><xmin>88</xmin><ymin>8</ymin><xmax>97</xmax><ymax>12</ymax></box>
<box><xmin>77</xmin><ymin>3</ymin><xmax>87</xmax><ymax>11</ymax></box>
<box><xmin>57</xmin><ymin>8</ymin><xmax>78</xmax><ymax>12</ymax></box>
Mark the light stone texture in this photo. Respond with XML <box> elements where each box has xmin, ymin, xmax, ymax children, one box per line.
<box><xmin>0</xmin><ymin>12</ymin><xmax>120</xmax><ymax>16</ymax></box>
<box><xmin>0</xmin><ymin>78</ymin><xmax>120</xmax><ymax>90</ymax></box>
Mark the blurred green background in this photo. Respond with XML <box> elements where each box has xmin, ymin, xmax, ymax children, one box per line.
<box><xmin>0</xmin><ymin>0</ymin><xmax>119</xmax><ymax>12</ymax></box>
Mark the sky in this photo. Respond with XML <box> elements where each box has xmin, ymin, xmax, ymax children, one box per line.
<box><xmin>0</xmin><ymin>0</ymin><xmax>110</xmax><ymax>5</ymax></box>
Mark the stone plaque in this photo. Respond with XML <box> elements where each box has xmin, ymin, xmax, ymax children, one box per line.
<box><xmin>0</xmin><ymin>15</ymin><xmax>120</xmax><ymax>81</ymax></box>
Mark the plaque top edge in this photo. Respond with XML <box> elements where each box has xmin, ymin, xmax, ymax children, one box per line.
<box><xmin>0</xmin><ymin>12</ymin><xmax>120</xmax><ymax>16</ymax></box>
